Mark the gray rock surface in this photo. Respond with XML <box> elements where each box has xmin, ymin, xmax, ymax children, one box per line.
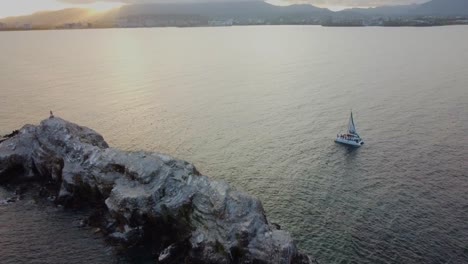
<box><xmin>0</xmin><ymin>117</ymin><xmax>311</xmax><ymax>264</ymax></box>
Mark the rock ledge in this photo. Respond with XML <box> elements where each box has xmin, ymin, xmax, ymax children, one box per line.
<box><xmin>0</xmin><ymin>117</ymin><xmax>311</xmax><ymax>264</ymax></box>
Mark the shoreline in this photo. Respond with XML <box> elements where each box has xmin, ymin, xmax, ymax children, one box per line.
<box><xmin>1</xmin><ymin>23</ymin><xmax>468</xmax><ymax>33</ymax></box>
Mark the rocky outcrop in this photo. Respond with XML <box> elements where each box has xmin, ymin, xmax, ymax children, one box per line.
<box><xmin>0</xmin><ymin>117</ymin><xmax>311</xmax><ymax>264</ymax></box>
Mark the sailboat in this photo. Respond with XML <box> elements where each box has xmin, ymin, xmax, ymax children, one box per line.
<box><xmin>335</xmin><ymin>111</ymin><xmax>364</xmax><ymax>147</ymax></box>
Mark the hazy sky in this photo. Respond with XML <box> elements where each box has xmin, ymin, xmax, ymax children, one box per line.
<box><xmin>0</xmin><ymin>0</ymin><xmax>431</xmax><ymax>18</ymax></box>
<box><xmin>0</xmin><ymin>0</ymin><xmax>124</xmax><ymax>18</ymax></box>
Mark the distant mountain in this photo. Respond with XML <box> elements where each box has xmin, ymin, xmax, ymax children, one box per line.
<box><xmin>1</xmin><ymin>0</ymin><xmax>467</xmax><ymax>29</ymax></box>
<box><xmin>118</xmin><ymin>1</ymin><xmax>330</xmax><ymax>18</ymax></box>
<box><xmin>0</xmin><ymin>1</ymin><xmax>334</xmax><ymax>28</ymax></box>
<box><xmin>347</xmin><ymin>0</ymin><xmax>468</xmax><ymax>17</ymax></box>
<box><xmin>112</xmin><ymin>1</ymin><xmax>333</xmax><ymax>27</ymax></box>
<box><xmin>0</xmin><ymin>8</ymin><xmax>118</xmax><ymax>28</ymax></box>
<box><xmin>346</xmin><ymin>5</ymin><xmax>418</xmax><ymax>16</ymax></box>
<box><xmin>413</xmin><ymin>0</ymin><xmax>468</xmax><ymax>16</ymax></box>
<box><xmin>0</xmin><ymin>9</ymin><xmax>91</xmax><ymax>27</ymax></box>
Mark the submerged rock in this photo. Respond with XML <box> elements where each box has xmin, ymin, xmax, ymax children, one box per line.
<box><xmin>0</xmin><ymin>117</ymin><xmax>311</xmax><ymax>264</ymax></box>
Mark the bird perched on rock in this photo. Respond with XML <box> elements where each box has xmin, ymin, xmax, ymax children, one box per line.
<box><xmin>49</xmin><ymin>110</ymin><xmax>54</xmax><ymax>119</ymax></box>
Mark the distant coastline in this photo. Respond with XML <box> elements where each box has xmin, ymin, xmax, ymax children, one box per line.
<box><xmin>1</xmin><ymin>0</ymin><xmax>468</xmax><ymax>32</ymax></box>
<box><xmin>1</xmin><ymin>21</ymin><xmax>468</xmax><ymax>32</ymax></box>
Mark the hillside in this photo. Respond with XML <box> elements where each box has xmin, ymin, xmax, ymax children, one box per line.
<box><xmin>0</xmin><ymin>9</ymin><xmax>92</xmax><ymax>27</ymax></box>
<box><xmin>346</xmin><ymin>5</ymin><xmax>418</xmax><ymax>16</ymax></box>
<box><xmin>348</xmin><ymin>0</ymin><xmax>468</xmax><ymax>16</ymax></box>
<box><xmin>1</xmin><ymin>0</ymin><xmax>467</xmax><ymax>29</ymax></box>
<box><xmin>118</xmin><ymin>1</ymin><xmax>329</xmax><ymax>18</ymax></box>
<box><xmin>414</xmin><ymin>0</ymin><xmax>468</xmax><ymax>16</ymax></box>
<box><xmin>0</xmin><ymin>1</ymin><xmax>331</xmax><ymax>28</ymax></box>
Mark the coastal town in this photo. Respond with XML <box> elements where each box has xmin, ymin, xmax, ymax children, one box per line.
<box><xmin>1</xmin><ymin>15</ymin><xmax>468</xmax><ymax>30</ymax></box>
<box><xmin>0</xmin><ymin>0</ymin><xmax>467</xmax><ymax>30</ymax></box>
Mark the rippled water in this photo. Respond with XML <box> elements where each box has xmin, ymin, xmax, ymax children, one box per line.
<box><xmin>0</xmin><ymin>26</ymin><xmax>467</xmax><ymax>263</ymax></box>
<box><xmin>0</xmin><ymin>188</ymin><xmax>115</xmax><ymax>264</ymax></box>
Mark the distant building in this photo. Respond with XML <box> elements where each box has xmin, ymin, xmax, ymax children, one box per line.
<box><xmin>116</xmin><ymin>18</ymin><xmax>128</xmax><ymax>27</ymax></box>
<box><xmin>62</xmin><ymin>23</ymin><xmax>85</xmax><ymax>29</ymax></box>
<box><xmin>14</xmin><ymin>23</ymin><xmax>32</xmax><ymax>29</ymax></box>
<box><xmin>144</xmin><ymin>19</ymin><xmax>157</xmax><ymax>27</ymax></box>
<box><xmin>455</xmin><ymin>19</ymin><xmax>468</xmax><ymax>24</ymax></box>
<box><xmin>116</xmin><ymin>18</ymin><xmax>141</xmax><ymax>28</ymax></box>
<box><xmin>208</xmin><ymin>19</ymin><xmax>233</xmax><ymax>27</ymax></box>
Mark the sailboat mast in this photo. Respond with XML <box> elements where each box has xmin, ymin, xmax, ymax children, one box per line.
<box><xmin>348</xmin><ymin>111</ymin><xmax>358</xmax><ymax>136</ymax></box>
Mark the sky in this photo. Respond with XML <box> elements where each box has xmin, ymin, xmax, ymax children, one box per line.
<box><xmin>0</xmin><ymin>0</ymin><xmax>431</xmax><ymax>18</ymax></box>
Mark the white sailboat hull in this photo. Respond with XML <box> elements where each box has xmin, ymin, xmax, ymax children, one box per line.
<box><xmin>335</xmin><ymin>111</ymin><xmax>364</xmax><ymax>147</ymax></box>
<box><xmin>335</xmin><ymin>137</ymin><xmax>364</xmax><ymax>147</ymax></box>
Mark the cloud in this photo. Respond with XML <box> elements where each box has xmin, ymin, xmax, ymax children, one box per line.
<box><xmin>58</xmin><ymin>0</ymin><xmax>431</xmax><ymax>8</ymax></box>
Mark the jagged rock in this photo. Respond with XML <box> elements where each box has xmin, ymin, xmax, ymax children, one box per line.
<box><xmin>78</xmin><ymin>219</ymin><xmax>86</xmax><ymax>228</ymax></box>
<box><xmin>0</xmin><ymin>117</ymin><xmax>311</xmax><ymax>264</ymax></box>
<box><xmin>0</xmin><ymin>130</ymin><xmax>19</xmax><ymax>144</ymax></box>
<box><xmin>0</xmin><ymin>197</ymin><xmax>16</xmax><ymax>204</ymax></box>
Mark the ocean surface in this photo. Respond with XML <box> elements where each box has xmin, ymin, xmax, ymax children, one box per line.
<box><xmin>0</xmin><ymin>26</ymin><xmax>467</xmax><ymax>264</ymax></box>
